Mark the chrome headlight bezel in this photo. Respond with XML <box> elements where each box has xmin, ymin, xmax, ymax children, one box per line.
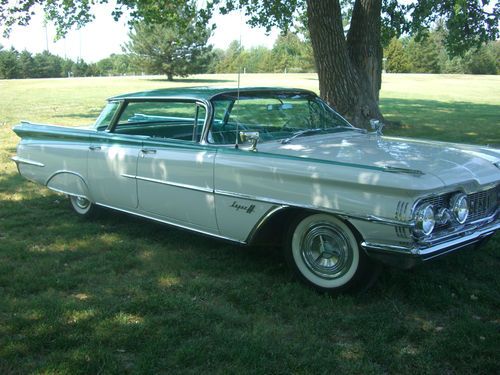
<box><xmin>450</xmin><ymin>193</ymin><xmax>469</xmax><ymax>224</ymax></box>
<box><xmin>413</xmin><ymin>203</ymin><xmax>436</xmax><ymax>237</ymax></box>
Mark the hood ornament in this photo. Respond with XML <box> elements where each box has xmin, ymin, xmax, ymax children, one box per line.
<box><xmin>370</xmin><ymin>119</ymin><xmax>384</xmax><ymax>136</ymax></box>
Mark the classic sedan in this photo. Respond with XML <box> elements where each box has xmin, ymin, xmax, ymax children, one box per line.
<box><xmin>12</xmin><ymin>87</ymin><xmax>500</xmax><ymax>292</ymax></box>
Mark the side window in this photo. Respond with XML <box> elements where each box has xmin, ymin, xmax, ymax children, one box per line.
<box><xmin>94</xmin><ymin>101</ymin><xmax>120</xmax><ymax>131</ymax></box>
<box><xmin>114</xmin><ymin>101</ymin><xmax>204</xmax><ymax>141</ymax></box>
<box><xmin>193</xmin><ymin>105</ymin><xmax>206</xmax><ymax>142</ymax></box>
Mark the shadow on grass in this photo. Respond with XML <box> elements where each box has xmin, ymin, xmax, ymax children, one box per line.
<box><xmin>145</xmin><ymin>78</ymin><xmax>235</xmax><ymax>83</ymax></box>
<box><xmin>0</xmin><ymin>172</ymin><xmax>499</xmax><ymax>374</ymax></box>
<box><xmin>380</xmin><ymin>98</ymin><xmax>500</xmax><ymax>146</ymax></box>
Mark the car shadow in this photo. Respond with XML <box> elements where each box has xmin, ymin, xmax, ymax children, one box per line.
<box><xmin>1</xmin><ymin>170</ymin><xmax>498</xmax><ymax>372</ymax></box>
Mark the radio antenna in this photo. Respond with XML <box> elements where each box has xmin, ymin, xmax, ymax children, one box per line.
<box><xmin>235</xmin><ymin>6</ymin><xmax>243</xmax><ymax>149</ymax></box>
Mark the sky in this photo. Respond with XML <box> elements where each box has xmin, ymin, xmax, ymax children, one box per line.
<box><xmin>0</xmin><ymin>2</ymin><xmax>280</xmax><ymax>63</ymax></box>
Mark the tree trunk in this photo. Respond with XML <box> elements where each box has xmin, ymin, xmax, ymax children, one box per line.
<box><xmin>347</xmin><ymin>0</ymin><xmax>383</xmax><ymax>103</ymax></box>
<box><xmin>306</xmin><ymin>0</ymin><xmax>383</xmax><ymax>129</ymax></box>
<box><xmin>167</xmin><ymin>72</ymin><xmax>174</xmax><ymax>81</ymax></box>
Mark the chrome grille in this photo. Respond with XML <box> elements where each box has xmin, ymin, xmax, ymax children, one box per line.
<box><xmin>420</xmin><ymin>193</ymin><xmax>452</xmax><ymax>210</ymax></box>
<box><xmin>467</xmin><ymin>186</ymin><xmax>499</xmax><ymax>222</ymax></box>
<box><xmin>418</xmin><ymin>185</ymin><xmax>498</xmax><ymax>225</ymax></box>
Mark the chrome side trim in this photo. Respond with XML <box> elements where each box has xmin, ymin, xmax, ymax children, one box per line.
<box><xmin>382</xmin><ymin>166</ymin><xmax>424</xmax><ymax>176</ymax></box>
<box><xmin>47</xmin><ymin>187</ymin><xmax>89</xmax><ymax>201</ymax></box>
<box><xmin>121</xmin><ymin>173</ymin><xmax>136</xmax><ymax>180</ymax></box>
<box><xmin>44</xmin><ymin>170</ymin><xmax>86</xmax><ymax>186</ymax></box>
<box><xmin>214</xmin><ymin>189</ymin><xmax>412</xmax><ymax>227</ymax></box>
<box><xmin>10</xmin><ymin>156</ymin><xmax>45</xmax><ymax>167</ymax></box>
<box><xmin>361</xmin><ymin>242</ymin><xmax>414</xmax><ymax>255</ymax></box>
<box><xmin>94</xmin><ymin>202</ymin><xmax>245</xmax><ymax>244</ymax></box>
<box><xmin>121</xmin><ymin>173</ymin><xmax>213</xmax><ymax>194</ymax></box>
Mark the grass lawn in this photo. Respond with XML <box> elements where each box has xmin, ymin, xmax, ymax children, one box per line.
<box><xmin>0</xmin><ymin>74</ymin><xmax>499</xmax><ymax>374</ymax></box>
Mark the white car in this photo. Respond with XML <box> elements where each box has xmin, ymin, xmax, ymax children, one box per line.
<box><xmin>12</xmin><ymin>87</ymin><xmax>500</xmax><ymax>292</ymax></box>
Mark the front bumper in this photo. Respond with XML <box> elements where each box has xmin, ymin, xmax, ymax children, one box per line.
<box><xmin>361</xmin><ymin>219</ymin><xmax>500</xmax><ymax>269</ymax></box>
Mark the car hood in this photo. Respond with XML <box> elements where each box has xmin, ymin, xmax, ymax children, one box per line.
<box><xmin>257</xmin><ymin>132</ymin><xmax>500</xmax><ymax>189</ymax></box>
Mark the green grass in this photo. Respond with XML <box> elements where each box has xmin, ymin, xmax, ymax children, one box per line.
<box><xmin>1</xmin><ymin>73</ymin><xmax>499</xmax><ymax>374</ymax></box>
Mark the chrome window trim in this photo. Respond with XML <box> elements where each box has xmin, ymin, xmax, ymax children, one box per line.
<box><xmin>106</xmin><ymin>97</ymin><xmax>212</xmax><ymax>143</ymax></box>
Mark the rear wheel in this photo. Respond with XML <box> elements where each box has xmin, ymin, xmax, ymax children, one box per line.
<box><xmin>69</xmin><ymin>195</ymin><xmax>99</xmax><ymax>218</ymax></box>
<box><xmin>284</xmin><ymin>213</ymin><xmax>379</xmax><ymax>293</ymax></box>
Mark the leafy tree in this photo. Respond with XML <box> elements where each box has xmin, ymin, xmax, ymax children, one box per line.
<box><xmin>95</xmin><ymin>54</ymin><xmax>135</xmax><ymax>76</ymax></box>
<box><xmin>31</xmin><ymin>51</ymin><xmax>63</xmax><ymax>78</ymax></box>
<box><xmin>272</xmin><ymin>32</ymin><xmax>312</xmax><ymax>73</ymax></box>
<box><xmin>384</xmin><ymin>37</ymin><xmax>411</xmax><ymax>73</ymax></box>
<box><xmin>407</xmin><ymin>32</ymin><xmax>441</xmax><ymax>73</ymax></box>
<box><xmin>124</xmin><ymin>21</ymin><xmax>213</xmax><ymax>81</ymax></box>
<box><xmin>487</xmin><ymin>40</ymin><xmax>500</xmax><ymax>73</ymax></box>
<box><xmin>214</xmin><ymin>40</ymin><xmax>245</xmax><ymax>73</ymax></box>
<box><xmin>111</xmin><ymin>54</ymin><xmax>134</xmax><ymax>75</ymax></box>
<box><xmin>0</xmin><ymin>47</ymin><xmax>20</xmax><ymax>79</ymax></box>
<box><xmin>463</xmin><ymin>47</ymin><xmax>497</xmax><ymax>75</ymax></box>
<box><xmin>17</xmin><ymin>50</ymin><xmax>35</xmax><ymax>78</ymax></box>
<box><xmin>1</xmin><ymin>0</ymin><xmax>498</xmax><ymax>127</ymax></box>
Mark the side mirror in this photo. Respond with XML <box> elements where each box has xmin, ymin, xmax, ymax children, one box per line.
<box><xmin>370</xmin><ymin>119</ymin><xmax>384</xmax><ymax>135</ymax></box>
<box><xmin>239</xmin><ymin>131</ymin><xmax>260</xmax><ymax>152</ymax></box>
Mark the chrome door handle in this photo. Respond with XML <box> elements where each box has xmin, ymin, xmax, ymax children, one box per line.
<box><xmin>89</xmin><ymin>145</ymin><xmax>101</xmax><ymax>151</ymax></box>
<box><xmin>141</xmin><ymin>149</ymin><xmax>157</xmax><ymax>155</ymax></box>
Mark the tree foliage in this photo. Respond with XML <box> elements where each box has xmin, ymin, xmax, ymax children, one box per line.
<box><xmin>1</xmin><ymin>0</ymin><xmax>498</xmax><ymax>127</ymax></box>
<box><xmin>384</xmin><ymin>38</ymin><xmax>411</xmax><ymax>73</ymax></box>
<box><xmin>384</xmin><ymin>28</ymin><xmax>499</xmax><ymax>75</ymax></box>
<box><xmin>124</xmin><ymin>21</ymin><xmax>213</xmax><ymax>80</ymax></box>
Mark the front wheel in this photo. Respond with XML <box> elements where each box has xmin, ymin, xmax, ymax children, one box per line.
<box><xmin>284</xmin><ymin>213</ymin><xmax>380</xmax><ymax>293</ymax></box>
<box><xmin>69</xmin><ymin>195</ymin><xmax>99</xmax><ymax>218</ymax></box>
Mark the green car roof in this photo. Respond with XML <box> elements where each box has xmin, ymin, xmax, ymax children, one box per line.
<box><xmin>109</xmin><ymin>86</ymin><xmax>317</xmax><ymax>101</ymax></box>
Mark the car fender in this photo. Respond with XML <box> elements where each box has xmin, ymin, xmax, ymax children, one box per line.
<box><xmin>46</xmin><ymin>171</ymin><xmax>92</xmax><ymax>200</ymax></box>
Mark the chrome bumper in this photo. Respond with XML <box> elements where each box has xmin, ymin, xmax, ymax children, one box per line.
<box><xmin>362</xmin><ymin>219</ymin><xmax>500</xmax><ymax>269</ymax></box>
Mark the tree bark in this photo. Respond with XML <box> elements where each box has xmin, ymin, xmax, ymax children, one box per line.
<box><xmin>306</xmin><ymin>0</ymin><xmax>383</xmax><ymax>129</ymax></box>
<box><xmin>347</xmin><ymin>0</ymin><xmax>383</xmax><ymax>103</ymax></box>
<box><xmin>167</xmin><ymin>71</ymin><xmax>174</xmax><ymax>81</ymax></box>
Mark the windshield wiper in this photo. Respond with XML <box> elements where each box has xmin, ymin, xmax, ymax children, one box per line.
<box><xmin>281</xmin><ymin>128</ymin><xmax>323</xmax><ymax>144</ymax></box>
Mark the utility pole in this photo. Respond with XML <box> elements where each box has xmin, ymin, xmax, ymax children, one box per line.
<box><xmin>43</xmin><ymin>18</ymin><xmax>49</xmax><ymax>52</ymax></box>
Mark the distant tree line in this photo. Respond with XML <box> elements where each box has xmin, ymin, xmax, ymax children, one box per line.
<box><xmin>208</xmin><ymin>33</ymin><xmax>315</xmax><ymax>74</ymax></box>
<box><xmin>384</xmin><ymin>27</ymin><xmax>499</xmax><ymax>75</ymax></box>
<box><xmin>1</xmin><ymin>26</ymin><xmax>498</xmax><ymax>80</ymax></box>
<box><xmin>0</xmin><ymin>46</ymin><xmax>135</xmax><ymax>79</ymax></box>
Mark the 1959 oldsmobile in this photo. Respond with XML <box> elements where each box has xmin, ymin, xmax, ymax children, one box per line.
<box><xmin>12</xmin><ymin>87</ymin><xmax>500</xmax><ymax>292</ymax></box>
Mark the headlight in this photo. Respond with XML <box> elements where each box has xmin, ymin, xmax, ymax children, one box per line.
<box><xmin>450</xmin><ymin>193</ymin><xmax>469</xmax><ymax>224</ymax></box>
<box><xmin>414</xmin><ymin>203</ymin><xmax>435</xmax><ymax>236</ymax></box>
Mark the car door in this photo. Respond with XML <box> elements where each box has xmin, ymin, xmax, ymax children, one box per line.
<box><xmin>87</xmin><ymin>130</ymin><xmax>144</xmax><ymax>210</ymax></box>
<box><xmin>129</xmin><ymin>100</ymin><xmax>218</xmax><ymax>231</ymax></box>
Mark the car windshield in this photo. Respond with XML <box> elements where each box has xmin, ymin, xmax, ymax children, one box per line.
<box><xmin>208</xmin><ymin>93</ymin><xmax>354</xmax><ymax>144</ymax></box>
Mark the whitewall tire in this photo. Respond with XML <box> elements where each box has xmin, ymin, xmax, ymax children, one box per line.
<box><xmin>285</xmin><ymin>213</ymin><xmax>379</xmax><ymax>293</ymax></box>
<box><xmin>69</xmin><ymin>195</ymin><xmax>99</xmax><ymax>218</ymax></box>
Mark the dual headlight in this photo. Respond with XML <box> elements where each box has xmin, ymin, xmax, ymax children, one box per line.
<box><xmin>413</xmin><ymin>193</ymin><xmax>469</xmax><ymax>237</ymax></box>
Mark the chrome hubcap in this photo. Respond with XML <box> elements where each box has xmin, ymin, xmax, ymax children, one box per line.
<box><xmin>74</xmin><ymin>196</ymin><xmax>90</xmax><ymax>210</ymax></box>
<box><xmin>300</xmin><ymin>223</ymin><xmax>353</xmax><ymax>279</ymax></box>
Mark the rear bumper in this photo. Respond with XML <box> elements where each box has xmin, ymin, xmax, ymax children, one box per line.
<box><xmin>362</xmin><ymin>219</ymin><xmax>500</xmax><ymax>269</ymax></box>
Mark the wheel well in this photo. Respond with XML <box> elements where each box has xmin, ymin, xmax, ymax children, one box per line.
<box><xmin>248</xmin><ymin>207</ymin><xmax>305</xmax><ymax>247</ymax></box>
<box><xmin>249</xmin><ymin>207</ymin><xmax>363</xmax><ymax>249</ymax></box>
<box><xmin>248</xmin><ymin>208</ymin><xmax>367</xmax><ymax>250</ymax></box>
